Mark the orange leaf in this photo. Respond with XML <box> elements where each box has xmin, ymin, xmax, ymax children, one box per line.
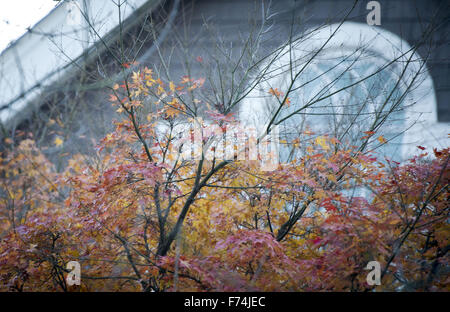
<box><xmin>377</xmin><ymin>136</ymin><xmax>387</xmax><ymax>144</ymax></box>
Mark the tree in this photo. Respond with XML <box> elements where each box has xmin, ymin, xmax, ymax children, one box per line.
<box><xmin>0</xmin><ymin>0</ymin><xmax>448</xmax><ymax>292</ymax></box>
<box><xmin>1</xmin><ymin>67</ymin><xmax>448</xmax><ymax>291</ymax></box>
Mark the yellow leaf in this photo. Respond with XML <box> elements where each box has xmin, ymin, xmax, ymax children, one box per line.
<box><xmin>56</xmin><ymin>117</ymin><xmax>64</xmax><ymax>128</ymax></box>
<box><xmin>157</xmin><ymin>85</ymin><xmax>165</xmax><ymax>95</ymax></box>
<box><xmin>132</xmin><ymin>71</ymin><xmax>140</xmax><ymax>81</ymax></box>
<box><xmin>327</xmin><ymin>174</ymin><xmax>337</xmax><ymax>183</ymax></box>
<box><xmin>315</xmin><ymin>136</ymin><xmax>329</xmax><ymax>151</ymax></box>
<box><xmin>54</xmin><ymin>137</ymin><xmax>64</xmax><ymax>147</ymax></box>
<box><xmin>165</xmin><ymin>107</ymin><xmax>180</xmax><ymax>118</ymax></box>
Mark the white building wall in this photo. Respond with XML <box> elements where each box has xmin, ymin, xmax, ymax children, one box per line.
<box><xmin>0</xmin><ymin>0</ymin><xmax>153</xmax><ymax>129</ymax></box>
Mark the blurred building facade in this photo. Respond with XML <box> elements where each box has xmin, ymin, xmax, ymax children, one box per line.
<box><xmin>0</xmin><ymin>0</ymin><xmax>448</xmax><ymax>163</ymax></box>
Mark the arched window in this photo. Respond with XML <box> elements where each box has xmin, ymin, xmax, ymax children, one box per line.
<box><xmin>240</xmin><ymin>22</ymin><xmax>444</xmax><ymax>163</ymax></box>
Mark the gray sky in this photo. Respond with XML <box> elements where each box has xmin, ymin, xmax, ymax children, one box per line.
<box><xmin>0</xmin><ymin>0</ymin><xmax>57</xmax><ymax>52</ymax></box>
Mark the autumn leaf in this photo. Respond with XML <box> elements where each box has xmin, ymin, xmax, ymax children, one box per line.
<box><xmin>156</xmin><ymin>85</ymin><xmax>165</xmax><ymax>95</ymax></box>
<box><xmin>54</xmin><ymin>137</ymin><xmax>64</xmax><ymax>146</ymax></box>
<box><xmin>377</xmin><ymin>136</ymin><xmax>387</xmax><ymax>144</ymax></box>
<box><xmin>284</xmin><ymin>97</ymin><xmax>291</xmax><ymax>106</ymax></box>
<box><xmin>181</xmin><ymin>76</ymin><xmax>191</xmax><ymax>84</ymax></box>
<box><xmin>268</xmin><ymin>88</ymin><xmax>283</xmax><ymax>98</ymax></box>
<box><xmin>169</xmin><ymin>81</ymin><xmax>176</xmax><ymax>93</ymax></box>
<box><xmin>315</xmin><ymin>136</ymin><xmax>330</xmax><ymax>151</ymax></box>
